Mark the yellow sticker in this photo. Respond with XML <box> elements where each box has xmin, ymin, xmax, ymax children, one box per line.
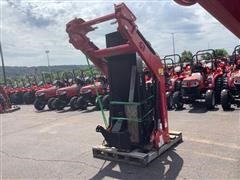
<box><xmin>158</xmin><ymin>68</ymin><xmax>164</xmax><ymax>75</ymax></box>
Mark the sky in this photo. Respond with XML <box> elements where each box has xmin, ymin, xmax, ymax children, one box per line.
<box><xmin>0</xmin><ymin>0</ymin><xmax>239</xmax><ymax>67</ymax></box>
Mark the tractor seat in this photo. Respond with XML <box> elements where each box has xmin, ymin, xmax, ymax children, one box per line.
<box><xmin>174</xmin><ymin>66</ymin><xmax>181</xmax><ymax>73</ymax></box>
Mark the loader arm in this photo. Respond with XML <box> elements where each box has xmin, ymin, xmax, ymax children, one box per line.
<box><xmin>66</xmin><ymin>3</ymin><xmax>169</xmax><ymax>143</ymax></box>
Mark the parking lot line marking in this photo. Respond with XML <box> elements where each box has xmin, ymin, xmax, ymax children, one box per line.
<box><xmin>183</xmin><ymin>137</ymin><xmax>240</xmax><ymax>150</ymax></box>
<box><xmin>178</xmin><ymin>149</ymin><xmax>238</xmax><ymax>162</ymax></box>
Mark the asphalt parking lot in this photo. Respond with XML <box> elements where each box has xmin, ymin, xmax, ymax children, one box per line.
<box><xmin>1</xmin><ymin>105</ymin><xmax>240</xmax><ymax>179</ymax></box>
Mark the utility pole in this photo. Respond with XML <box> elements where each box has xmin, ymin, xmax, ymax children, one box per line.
<box><xmin>45</xmin><ymin>50</ymin><xmax>51</xmax><ymax>72</ymax></box>
<box><xmin>0</xmin><ymin>41</ymin><xmax>7</xmax><ymax>85</ymax></box>
<box><xmin>171</xmin><ymin>33</ymin><xmax>176</xmax><ymax>62</ymax></box>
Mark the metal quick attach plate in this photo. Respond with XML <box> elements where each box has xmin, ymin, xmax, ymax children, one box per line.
<box><xmin>92</xmin><ymin>131</ymin><xmax>182</xmax><ymax>166</ymax></box>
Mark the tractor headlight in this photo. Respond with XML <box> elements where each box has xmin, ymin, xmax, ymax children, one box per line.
<box><xmin>233</xmin><ymin>76</ymin><xmax>240</xmax><ymax>85</ymax></box>
<box><xmin>190</xmin><ymin>80</ymin><xmax>199</xmax><ymax>87</ymax></box>
<box><xmin>36</xmin><ymin>92</ymin><xmax>45</xmax><ymax>97</ymax></box>
<box><xmin>57</xmin><ymin>90</ymin><xmax>67</xmax><ymax>96</ymax></box>
<box><xmin>182</xmin><ymin>80</ymin><xmax>199</xmax><ymax>88</ymax></box>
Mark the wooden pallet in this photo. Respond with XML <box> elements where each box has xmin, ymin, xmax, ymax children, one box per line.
<box><xmin>92</xmin><ymin>131</ymin><xmax>182</xmax><ymax>166</ymax></box>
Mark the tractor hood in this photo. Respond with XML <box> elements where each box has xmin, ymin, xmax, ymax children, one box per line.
<box><xmin>56</xmin><ymin>84</ymin><xmax>79</xmax><ymax>96</ymax></box>
<box><xmin>183</xmin><ymin>73</ymin><xmax>203</xmax><ymax>82</ymax></box>
<box><xmin>35</xmin><ymin>86</ymin><xmax>57</xmax><ymax>97</ymax></box>
<box><xmin>182</xmin><ymin>73</ymin><xmax>203</xmax><ymax>88</ymax></box>
<box><xmin>80</xmin><ymin>82</ymin><xmax>102</xmax><ymax>94</ymax></box>
<box><xmin>57</xmin><ymin>84</ymin><xmax>78</xmax><ymax>92</ymax></box>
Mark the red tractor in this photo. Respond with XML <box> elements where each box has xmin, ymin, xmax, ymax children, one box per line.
<box><xmin>52</xmin><ymin>71</ymin><xmax>85</xmax><ymax>110</ymax></box>
<box><xmin>76</xmin><ymin>75</ymin><xmax>109</xmax><ymax>110</ymax></box>
<box><xmin>22</xmin><ymin>75</ymin><xmax>42</xmax><ymax>104</ymax></box>
<box><xmin>173</xmin><ymin>49</ymin><xmax>223</xmax><ymax>110</ymax></box>
<box><xmin>163</xmin><ymin>54</ymin><xmax>187</xmax><ymax>109</ymax></box>
<box><xmin>9</xmin><ymin>79</ymin><xmax>28</xmax><ymax>105</ymax></box>
<box><xmin>221</xmin><ymin>45</ymin><xmax>240</xmax><ymax>110</ymax></box>
<box><xmin>0</xmin><ymin>85</ymin><xmax>20</xmax><ymax>113</ymax></box>
<box><xmin>33</xmin><ymin>73</ymin><xmax>64</xmax><ymax>111</ymax></box>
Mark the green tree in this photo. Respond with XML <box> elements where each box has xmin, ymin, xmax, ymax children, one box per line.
<box><xmin>214</xmin><ymin>48</ymin><xmax>228</xmax><ymax>58</ymax></box>
<box><xmin>201</xmin><ymin>48</ymin><xmax>228</xmax><ymax>60</ymax></box>
<box><xmin>181</xmin><ymin>50</ymin><xmax>193</xmax><ymax>62</ymax></box>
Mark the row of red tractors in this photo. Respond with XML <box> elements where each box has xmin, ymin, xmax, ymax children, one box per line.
<box><xmin>163</xmin><ymin>45</ymin><xmax>240</xmax><ymax>111</ymax></box>
<box><xmin>4</xmin><ymin>71</ymin><xmax>110</xmax><ymax>112</ymax></box>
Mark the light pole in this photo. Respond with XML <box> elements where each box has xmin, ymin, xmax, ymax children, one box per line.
<box><xmin>162</xmin><ymin>32</ymin><xmax>176</xmax><ymax>62</ymax></box>
<box><xmin>171</xmin><ymin>33</ymin><xmax>176</xmax><ymax>62</ymax></box>
<box><xmin>45</xmin><ymin>50</ymin><xmax>50</xmax><ymax>72</ymax></box>
<box><xmin>0</xmin><ymin>41</ymin><xmax>7</xmax><ymax>85</ymax></box>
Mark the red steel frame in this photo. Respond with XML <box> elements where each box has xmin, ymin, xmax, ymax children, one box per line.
<box><xmin>66</xmin><ymin>3</ymin><xmax>169</xmax><ymax>147</ymax></box>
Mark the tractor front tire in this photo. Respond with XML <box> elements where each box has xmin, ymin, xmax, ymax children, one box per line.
<box><xmin>13</xmin><ymin>93</ymin><xmax>23</xmax><ymax>105</ymax></box>
<box><xmin>173</xmin><ymin>91</ymin><xmax>183</xmax><ymax>110</ymax></box>
<box><xmin>28</xmin><ymin>92</ymin><xmax>35</xmax><ymax>104</ymax></box>
<box><xmin>77</xmin><ymin>96</ymin><xmax>87</xmax><ymax>110</ymax></box>
<box><xmin>166</xmin><ymin>92</ymin><xmax>173</xmax><ymax>110</ymax></box>
<box><xmin>70</xmin><ymin>96</ymin><xmax>79</xmax><ymax>110</ymax></box>
<box><xmin>47</xmin><ymin>98</ymin><xmax>56</xmax><ymax>110</ymax></box>
<box><xmin>53</xmin><ymin>98</ymin><xmax>65</xmax><ymax>111</ymax></box>
<box><xmin>34</xmin><ymin>99</ymin><xmax>46</xmax><ymax>111</ymax></box>
<box><xmin>221</xmin><ymin>89</ymin><xmax>231</xmax><ymax>111</ymax></box>
<box><xmin>205</xmin><ymin>90</ymin><xmax>215</xmax><ymax>110</ymax></box>
<box><xmin>215</xmin><ymin>77</ymin><xmax>222</xmax><ymax>104</ymax></box>
<box><xmin>23</xmin><ymin>92</ymin><xmax>30</xmax><ymax>104</ymax></box>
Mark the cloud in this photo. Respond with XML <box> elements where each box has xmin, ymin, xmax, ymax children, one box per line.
<box><xmin>0</xmin><ymin>0</ymin><xmax>239</xmax><ymax>67</ymax></box>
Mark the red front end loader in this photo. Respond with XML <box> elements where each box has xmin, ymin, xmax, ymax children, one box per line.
<box><xmin>66</xmin><ymin>3</ymin><xmax>182</xmax><ymax>166</ymax></box>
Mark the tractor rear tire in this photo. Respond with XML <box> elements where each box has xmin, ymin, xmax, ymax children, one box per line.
<box><xmin>174</xmin><ymin>80</ymin><xmax>182</xmax><ymax>91</ymax></box>
<box><xmin>173</xmin><ymin>91</ymin><xmax>183</xmax><ymax>109</ymax></box>
<box><xmin>23</xmin><ymin>92</ymin><xmax>30</xmax><ymax>104</ymax></box>
<box><xmin>215</xmin><ymin>77</ymin><xmax>222</xmax><ymax>104</ymax></box>
<box><xmin>34</xmin><ymin>99</ymin><xmax>45</xmax><ymax>111</ymax></box>
<box><xmin>221</xmin><ymin>89</ymin><xmax>231</xmax><ymax>111</ymax></box>
<box><xmin>29</xmin><ymin>92</ymin><xmax>35</xmax><ymax>104</ymax></box>
<box><xmin>9</xmin><ymin>94</ymin><xmax>15</xmax><ymax>104</ymax></box>
<box><xmin>53</xmin><ymin>98</ymin><xmax>65</xmax><ymax>110</ymax></box>
<box><xmin>222</xmin><ymin>77</ymin><xmax>228</xmax><ymax>89</ymax></box>
<box><xmin>70</xmin><ymin>96</ymin><xmax>79</xmax><ymax>110</ymax></box>
<box><xmin>77</xmin><ymin>96</ymin><xmax>87</xmax><ymax>110</ymax></box>
<box><xmin>47</xmin><ymin>98</ymin><xmax>56</xmax><ymax>110</ymax></box>
<box><xmin>205</xmin><ymin>90</ymin><xmax>215</xmax><ymax>110</ymax></box>
<box><xmin>13</xmin><ymin>93</ymin><xmax>23</xmax><ymax>105</ymax></box>
<box><xmin>102</xmin><ymin>94</ymin><xmax>110</xmax><ymax>110</ymax></box>
<box><xmin>166</xmin><ymin>92</ymin><xmax>173</xmax><ymax>110</ymax></box>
